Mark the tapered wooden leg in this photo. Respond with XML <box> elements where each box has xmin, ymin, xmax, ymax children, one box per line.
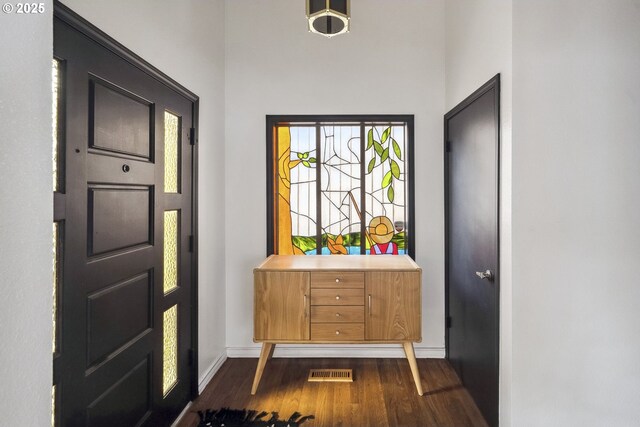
<box><xmin>403</xmin><ymin>342</ymin><xmax>424</xmax><ymax>396</ymax></box>
<box><xmin>251</xmin><ymin>342</ymin><xmax>274</xmax><ymax>395</ymax></box>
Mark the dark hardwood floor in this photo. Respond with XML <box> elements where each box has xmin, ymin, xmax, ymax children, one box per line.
<box><xmin>177</xmin><ymin>358</ymin><xmax>488</xmax><ymax>427</ymax></box>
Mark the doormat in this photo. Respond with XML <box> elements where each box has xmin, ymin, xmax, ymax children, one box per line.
<box><xmin>197</xmin><ymin>408</ymin><xmax>314</xmax><ymax>427</ymax></box>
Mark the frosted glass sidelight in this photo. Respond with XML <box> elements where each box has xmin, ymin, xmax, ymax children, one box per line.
<box><xmin>163</xmin><ymin>210</ymin><xmax>179</xmax><ymax>294</ymax></box>
<box><xmin>162</xmin><ymin>305</ymin><xmax>178</xmax><ymax>395</ymax></box>
<box><xmin>164</xmin><ymin>111</ymin><xmax>180</xmax><ymax>193</ymax></box>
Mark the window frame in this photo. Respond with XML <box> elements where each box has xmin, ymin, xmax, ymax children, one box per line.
<box><xmin>266</xmin><ymin>115</ymin><xmax>415</xmax><ymax>259</ymax></box>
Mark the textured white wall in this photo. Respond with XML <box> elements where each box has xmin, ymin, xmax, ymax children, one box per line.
<box><xmin>224</xmin><ymin>0</ymin><xmax>447</xmax><ymax>357</ymax></box>
<box><xmin>445</xmin><ymin>1</ymin><xmax>513</xmax><ymax>425</ymax></box>
<box><xmin>60</xmin><ymin>0</ymin><xmax>227</xmax><ymax>386</ymax></box>
<box><xmin>512</xmin><ymin>1</ymin><xmax>640</xmax><ymax>425</ymax></box>
<box><xmin>0</xmin><ymin>2</ymin><xmax>54</xmax><ymax>425</ymax></box>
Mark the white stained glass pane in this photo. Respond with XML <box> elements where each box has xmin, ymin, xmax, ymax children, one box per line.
<box><xmin>319</xmin><ymin>125</ymin><xmax>361</xmax><ymax>255</ymax></box>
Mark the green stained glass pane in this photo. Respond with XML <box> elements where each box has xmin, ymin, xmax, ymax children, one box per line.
<box><xmin>162</xmin><ymin>305</ymin><xmax>178</xmax><ymax>396</ymax></box>
<box><xmin>163</xmin><ymin>210</ymin><xmax>179</xmax><ymax>294</ymax></box>
<box><xmin>164</xmin><ymin>112</ymin><xmax>180</xmax><ymax>193</ymax></box>
<box><xmin>364</xmin><ymin>125</ymin><xmax>407</xmax><ymax>255</ymax></box>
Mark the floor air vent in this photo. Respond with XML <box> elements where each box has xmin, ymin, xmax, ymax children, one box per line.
<box><xmin>308</xmin><ymin>368</ymin><xmax>353</xmax><ymax>382</ymax></box>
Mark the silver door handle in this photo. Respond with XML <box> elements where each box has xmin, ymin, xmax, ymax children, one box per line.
<box><xmin>475</xmin><ymin>270</ymin><xmax>493</xmax><ymax>280</ymax></box>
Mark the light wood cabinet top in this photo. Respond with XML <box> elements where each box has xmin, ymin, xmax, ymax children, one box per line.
<box><xmin>254</xmin><ymin>254</ymin><xmax>421</xmax><ymax>272</ymax></box>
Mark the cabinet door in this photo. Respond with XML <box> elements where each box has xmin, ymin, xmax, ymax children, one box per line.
<box><xmin>254</xmin><ymin>271</ymin><xmax>310</xmax><ymax>341</ymax></box>
<box><xmin>365</xmin><ymin>272</ymin><xmax>421</xmax><ymax>341</ymax></box>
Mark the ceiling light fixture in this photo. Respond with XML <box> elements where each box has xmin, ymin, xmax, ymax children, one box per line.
<box><xmin>306</xmin><ymin>0</ymin><xmax>350</xmax><ymax>38</ymax></box>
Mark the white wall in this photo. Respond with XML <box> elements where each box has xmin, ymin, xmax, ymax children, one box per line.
<box><xmin>0</xmin><ymin>2</ymin><xmax>54</xmax><ymax>425</ymax></box>
<box><xmin>512</xmin><ymin>1</ymin><xmax>640</xmax><ymax>425</ymax></box>
<box><xmin>224</xmin><ymin>0</ymin><xmax>446</xmax><ymax>357</ymax></box>
<box><xmin>445</xmin><ymin>1</ymin><xmax>513</xmax><ymax>425</ymax></box>
<box><xmin>60</xmin><ymin>0</ymin><xmax>227</xmax><ymax>387</ymax></box>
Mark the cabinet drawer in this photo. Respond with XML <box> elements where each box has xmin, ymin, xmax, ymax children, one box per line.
<box><xmin>311</xmin><ymin>306</ymin><xmax>365</xmax><ymax>323</ymax></box>
<box><xmin>311</xmin><ymin>288</ymin><xmax>364</xmax><ymax>306</ymax></box>
<box><xmin>311</xmin><ymin>323</ymin><xmax>364</xmax><ymax>341</ymax></box>
<box><xmin>310</xmin><ymin>271</ymin><xmax>365</xmax><ymax>289</ymax></box>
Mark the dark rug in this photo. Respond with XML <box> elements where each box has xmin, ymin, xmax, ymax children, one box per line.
<box><xmin>197</xmin><ymin>408</ymin><xmax>315</xmax><ymax>427</ymax></box>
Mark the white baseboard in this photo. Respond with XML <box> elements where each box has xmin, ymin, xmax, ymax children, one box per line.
<box><xmin>198</xmin><ymin>351</ymin><xmax>228</xmax><ymax>394</ymax></box>
<box><xmin>226</xmin><ymin>344</ymin><xmax>445</xmax><ymax>359</ymax></box>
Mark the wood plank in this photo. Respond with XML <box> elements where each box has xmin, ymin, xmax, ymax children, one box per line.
<box><xmin>178</xmin><ymin>358</ymin><xmax>488</xmax><ymax>427</ymax></box>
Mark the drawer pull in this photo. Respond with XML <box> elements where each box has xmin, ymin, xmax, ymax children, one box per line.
<box><xmin>335</xmin><ymin>330</ymin><xmax>340</xmax><ymax>335</ymax></box>
<box><xmin>335</xmin><ymin>278</ymin><xmax>340</xmax><ymax>283</ymax></box>
<box><xmin>335</xmin><ymin>295</ymin><xmax>340</xmax><ymax>300</ymax></box>
<box><xmin>304</xmin><ymin>294</ymin><xmax>307</xmax><ymax>317</ymax></box>
<box><xmin>368</xmin><ymin>294</ymin><xmax>372</xmax><ymax>316</ymax></box>
<box><xmin>335</xmin><ymin>313</ymin><xmax>341</xmax><ymax>317</ymax></box>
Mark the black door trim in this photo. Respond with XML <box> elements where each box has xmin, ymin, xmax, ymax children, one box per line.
<box><xmin>53</xmin><ymin>0</ymin><xmax>200</xmax><ymax>401</ymax></box>
<box><xmin>444</xmin><ymin>73</ymin><xmax>500</xmax><ymax>371</ymax></box>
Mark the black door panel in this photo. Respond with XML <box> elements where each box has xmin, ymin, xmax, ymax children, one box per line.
<box><xmin>445</xmin><ymin>76</ymin><xmax>500</xmax><ymax>426</ymax></box>
<box><xmin>54</xmin><ymin>8</ymin><xmax>195</xmax><ymax>426</ymax></box>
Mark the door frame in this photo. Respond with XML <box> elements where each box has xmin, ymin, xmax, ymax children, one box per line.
<box><xmin>443</xmin><ymin>74</ymin><xmax>500</xmax><ymax>370</ymax></box>
<box><xmin>53</xmin><ymin>0</ymin><xmax>200</xmax><ymax>401</ymax></box>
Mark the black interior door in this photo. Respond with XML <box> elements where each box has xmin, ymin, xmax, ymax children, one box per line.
<box><xmin>54</xmin><ymin>7</ymin><xmax>196</xmax><ymax>426</ymax></box>
<box><xmin>445</xmin><ymin>75</ymin><xmax>500</xmax><ymax>426</ymax></box>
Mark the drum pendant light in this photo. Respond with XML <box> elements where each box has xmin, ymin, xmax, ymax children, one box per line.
<box><xmin>306</xmin><ymin>0</ymin><xmax>350</xmax><ymax>38</ymax></box>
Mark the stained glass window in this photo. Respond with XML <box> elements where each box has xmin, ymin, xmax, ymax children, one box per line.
<box><xmin>269</xmin><ymin>117</ymin><xmax>413</xmax><ymax>257</ymax></box>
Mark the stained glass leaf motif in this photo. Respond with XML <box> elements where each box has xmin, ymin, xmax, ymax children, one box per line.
<box><xmin>380</xmin><ymin>148</ymin><xmax>389</xmax><ymax>163</ymax></box>
<box><xmin>367</xmin><ymin>128</ymin><xmax>374</xmax><ymax>150</ymax></box>
<box><xmin>381</xmin><ymin>127</ymin><xmax>391</xmax><ymax>143</ymax></box>
<box><xmin>382</xmin><ymin>171</ymin><xmax>393</xmax><ymax>188</ymax></box>
<box><xmin>392</xmin><ymin>138</ymin><xmax>402</xmax><ymax>159</ymax></box>
<box><xmin>391</xmin><ymin>160</ymin><xmax>401</xmax><ymax>179</ymax></box>
<box><xmin>374</xmin><ymin>141</ymin><xmax>384</xmax><ymax>156</ymax></box>
<box><xmin>367</xmin><ymin>157</ymin><xmax>376</xmax><ymax>173</ymax></box>
<box><xmin>309</xmin><ymin>157</ymin><xmax>317</xmax><ymax>163</ymax></box>
<box><xmin>297</xmin><ymin>152</ymin><xmax>303</xmax><ymax>159</ymax></box>
<box><xmin>388</xmin><ymin>185</ymin><xmax>395</xmax><ymax>202</ymax></box>
<box><xmin>303</xmin><ymin>160</ymin><xmax>310</xmax><ymax>167</ymax></box>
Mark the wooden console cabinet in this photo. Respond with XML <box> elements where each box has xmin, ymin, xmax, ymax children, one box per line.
<box><xmin>252</xmin><ymin>255</ymin><xmax>423</xmax><ymax>395</ymax></box>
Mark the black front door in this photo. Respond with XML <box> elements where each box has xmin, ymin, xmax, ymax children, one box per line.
<box><xmin>445</xmin><ymin>75</ymin><xmax>500</xmax><ymax>426</ymax></box>
<box><xmin>53</xmin><ymin>6</ymin><xmax>196</xmax><ymax>426</ymax></box>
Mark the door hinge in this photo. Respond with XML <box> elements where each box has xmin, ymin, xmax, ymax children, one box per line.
<box><xmin>189</xmin><ymin>127</ymin><xmax>196</xmax><ymax>145</ymax></box>
<box><xmin>188</xmin><ymin>348</ymin><xmax>194</xmax><ymax>366</ymax></box>
<box><xmin>188</xmin><ymin>235</ymin><xmax>194</xmax><ymax>252</ymax></box>
<box><xmin>446</xmin><ymin>141</ymin><xmax>452</xmax><ymax>153</ymax></box>
<box><xmin>446</xmin><ymin>316</ymin><xmax>452</xmax><ymax>328</ymax></box>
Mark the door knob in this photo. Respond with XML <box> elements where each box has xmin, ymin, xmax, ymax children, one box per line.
<box><xmin>335</xmin><ymin>295</ymin><xmax>340</xmax><ymax>300</ymax></box>
<box><xmin>475</xmin><ymin>270</ymin><xmax>493</xmax><ymax>280</ymax></box>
